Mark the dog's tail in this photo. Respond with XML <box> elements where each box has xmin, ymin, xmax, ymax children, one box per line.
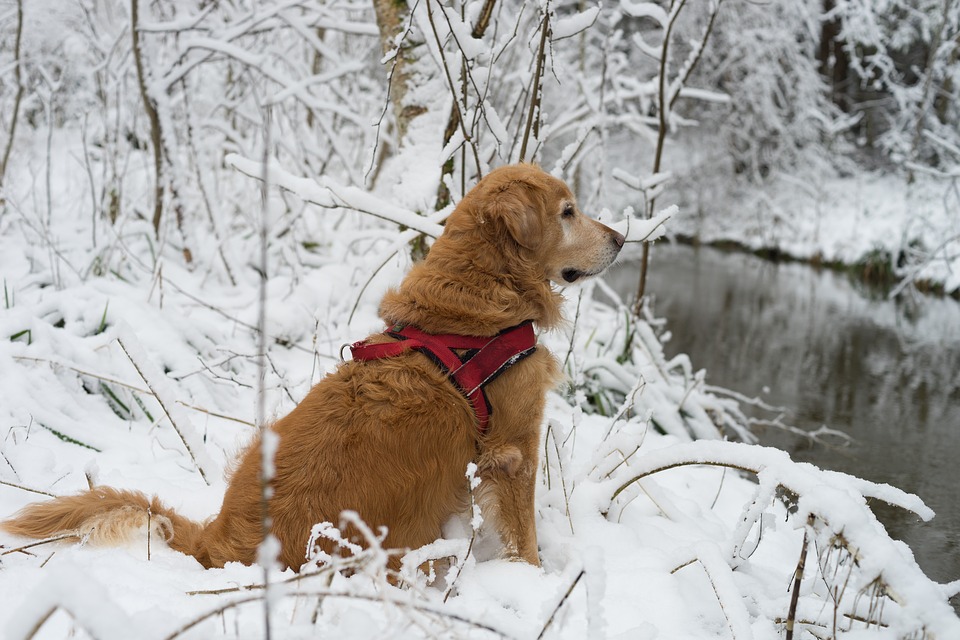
<box><xmin>1</xmin><ymin>487</ymin><xmax>204</xmax><ymax>558</ymax></box>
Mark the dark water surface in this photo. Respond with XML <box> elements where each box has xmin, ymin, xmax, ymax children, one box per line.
<box><xmin>605</xmin><ymin>243</ymin><xmax>960</xmax><ymax>604</ymax></box>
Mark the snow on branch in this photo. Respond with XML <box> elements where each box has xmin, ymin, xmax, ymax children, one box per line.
<box><xmin>552</xmin><ymin>6</ymin><xmax>601</xmax><ymax>41</ymax></box>
<box><xmin>227</xmin><ymin>155</ymin><xmax>446</xmax><ymax>238</ymax></box>
<box><xmin>602</xmin><ymin>440</ymin><xmax>932</xmax><ymax>520</ymax></box>
<box><xmin>589</xmin><ymin>438</ymin><xmax>960</xmax><ymax>638</ymax></box>
<box><xmin>609</xmin><ymin>206</ymin><xmax>675</xmax><ymax>244</ymax></box>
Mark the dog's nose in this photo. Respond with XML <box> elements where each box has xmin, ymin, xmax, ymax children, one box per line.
<box><xmin>611</xmin><ymin>231</ymin><xmax>625</xmax><ymax>248</ymax></box>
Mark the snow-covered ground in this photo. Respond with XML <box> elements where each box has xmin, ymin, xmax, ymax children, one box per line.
<box><xmin>1</xmin><ymin>129</ymin><xmax>958</xmax><ymax>639</ymax></box>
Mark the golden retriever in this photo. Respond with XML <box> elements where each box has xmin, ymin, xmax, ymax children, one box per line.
<box><xmin>2</xmin><ymin>163</ymin><xmax>624</xmax><ymax>572</ymax></box>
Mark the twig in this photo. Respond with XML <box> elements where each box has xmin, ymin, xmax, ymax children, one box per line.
<box><xmin>255</xmin><ymin>100</ymin><xmax>275</xmax><ymax>640</ymax></box>
<box><xmin>345</xmin><ymin>227</ymin><xmax>429</xmax><ymax>324</ymax></box>
<box><xmin>1</xmin><ymin>533</ymin><xmax>77</xmax><ymax>556</ymax></box>
<box><xmin>18</xmin><ymin>607</ymin><xmax>57</xmax><ymax>640</ymax></box>
<box><xmin>181</xmin><ymin>81</ymin><xmax>236</xmax><ymax>285</ymax></box>
<box><xmin>434</xmin><ymin>0</ymin><xmax>499</xmax><ymax>208</ymax></box>
<box><xmin>537</xmin><ymin>568</ymin><xmax>584</xmax><ymax>639</ymax></box>
<box><xmin>634</xmin><ymin>0</ymin><xmax>687</xmax><ymax>311</ymax></box>
<box><xmin>0</xmin><ymin>480</ymin><xmax>56</xmax><ymax>498</ymax></box>
<box><xmin>228</xmin><ymin>154</ymin><xmax>444</xmax><ymax>238</ymax></box>
<box><xmin>80</xmin><ymin>114</ymin><xmax>99</xmax><ymax>247</ymax></box>
<box><xmin>443</xmin><ymin>465</ymin><xmax>482</xmax><ymax>602</ymax></box>
<box><xmin>425</xmin><ymin>0</ymin><xmax>482</xmax><ymax>177</ymax></box>
<box><xmin>185</xmin><ymin>560</ymin><xmax>360</xmax><ymax>596</ymax></box>
<box><xmin>116</xmin><ymin>325</ymin><xmax>216</xmax><ymax>485</ymax></box>
<box><xmin>158</xmin><ymin>277</ymin><xmax>319</xmax><ymax>355</ymax></box>
<box><xmin>605</xmin><ymin>441</ymin><xmax>931</xmax><ymax>519</ymax></box>
<box><xmin>147</xmin><ymin>508</ymin><xmax>152</xmax><ymax>561</ymax></box>
<box><xmin>786</xmin><ymin>516</ymin><xmax>813</xmax><ymax>640</ymax></box>
<box><xmin>546</xmin><ymin>427</ymin><xmax>574</xmax><ymax>534</ymax></box>
<box><xmin>695</xmin><ymin>543</ymin><xmax>753</xmax><ymax>639</ymax></box>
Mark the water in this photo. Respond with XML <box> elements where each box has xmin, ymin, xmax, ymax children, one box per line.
<box><xmin>605</xmin><ymin>243</ymin><xmax>960</xmax><ymax>604</ymax></box>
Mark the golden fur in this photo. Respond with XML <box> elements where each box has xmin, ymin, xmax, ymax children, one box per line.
<box><xmin>2</xmin><ymin>164</ymin><xmax>624</xmax><ymax>571</ymax></box>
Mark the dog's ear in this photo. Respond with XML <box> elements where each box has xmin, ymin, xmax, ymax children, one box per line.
<box><xmin>485</xmin><ymin>181</ymin><xmax>543</xmax><ymax>250</ymax></box>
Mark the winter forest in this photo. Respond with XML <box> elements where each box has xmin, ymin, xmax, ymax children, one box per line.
<box><xmin>0</xmin><ymin>0</ymin><xmax>959</xmax><ymax>638</ymax></box>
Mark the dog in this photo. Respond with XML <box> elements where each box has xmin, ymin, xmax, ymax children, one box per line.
<box><xmin>2</xmin><ymin>163</ymin><xmax>624</xmax><ymax>572</ymax></box>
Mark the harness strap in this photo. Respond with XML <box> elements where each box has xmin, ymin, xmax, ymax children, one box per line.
<box><xmin>349</xmin><ymin>322</ymin><xmax>537</xmax><ymax>434</ymax></box>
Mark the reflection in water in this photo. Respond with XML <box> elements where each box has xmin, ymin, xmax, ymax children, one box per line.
<box><xmin>605</xmin><ymin>244</ymin><xmax>960</xmax><ymax>602</ymax></box>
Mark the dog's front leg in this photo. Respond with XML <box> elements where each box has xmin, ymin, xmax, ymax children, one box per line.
<box><xmin>476</xmin><ymin>444</ymin><xmax>540</xmax><ymax>566</ymax></box>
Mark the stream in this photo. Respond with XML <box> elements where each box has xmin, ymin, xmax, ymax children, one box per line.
<box><xmin>605</xmin><ymin>243</ymin><xmax>960</xmax><ymax>606</ymax></box>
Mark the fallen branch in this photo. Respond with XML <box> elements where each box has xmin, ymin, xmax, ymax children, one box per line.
<box><xmin>0</xmin><ymin>480</ymin><xmax>56</xmax><ymax>498</ymax></box>
<box><xmin>1</xmin><ymin>533</ymin><xmax>77</xmax><ymax>556</ymax></box>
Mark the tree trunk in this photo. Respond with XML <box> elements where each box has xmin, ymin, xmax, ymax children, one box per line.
<box><xmin>818</xmin><ymin>0</ymin><xmax>851</xmax><ymax>111</ymax></box>
<box><xmin>131</xmin><ymin>0</ymin><xmax>166</xmax><ymax>237</ymax></box>
<box><xmin>372</xmin><ymin>0</ymin><xmax>425</xmax><ymax>143</ymax></box>
<box><xmin>0</xmin><ymin>0</ymin><xmax>25</xmax><ymax>191</ymax></box>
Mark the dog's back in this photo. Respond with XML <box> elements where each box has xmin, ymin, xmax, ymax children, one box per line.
<box><xmin>196</xmin><ymin>350</ymin><xmax>480</xmax><ymax>569</ymax></box>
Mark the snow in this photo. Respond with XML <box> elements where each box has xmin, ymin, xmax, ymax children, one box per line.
<box><xmin>227</xmin><ymin>154</ymin><xmax>447</xmax><ymax>238</ymax></box>
<box><xmin>6</xmin><ymin>151</ymin><xmax>956</xmax><ymax>639</ymax></box>
<box><xmin>609</xmin><ymin>205</ymin><xmax>675</xmax><ymax>243</ymax></box>
<box><xmin>619</xmin><ymin>0</ymin><xmax>668</xmax><ymax>26</ymax></box>
<box><xmin>5</xmin><ymin>565</ymin><xmax>139</xmax><ymax>640</ymax></box>
<box><xmin>0</xmin><ymin>2</ymin><xmax>958</xmax><ymax>638</ymax></box>
<box><xmin>442</xmin><ymin>4</ymin><xmax>487</xmax><ymax>60</ymax></box>
<box><xmin>113</xmin><ymin>322</ymin><xmax>218</xmax><ymax>487</ymax></box>
<box><xmin>552</xmin><ymin>7</ymin><xmax>601</xmax><ymax>41</ymax></box>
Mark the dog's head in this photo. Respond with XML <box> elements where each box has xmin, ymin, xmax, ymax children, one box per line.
<box><xmin>454</xmin><ymin>164</ymin><xmax>625</xmax><ymax>286</ymax></box>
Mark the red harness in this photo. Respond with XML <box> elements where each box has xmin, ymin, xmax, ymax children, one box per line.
<box><xmin>349</xmin><ymin>322</ymin><xmax>537</xmax><ymax>434</ymax></box>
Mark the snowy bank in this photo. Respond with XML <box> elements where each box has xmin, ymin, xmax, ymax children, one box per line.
<box><xmin>1</xmin><ymin>140</ymin><xmax>958</xmax><ymax>639</ymax></box>
<box><xmin>669</xmin><ymin>170</ymin><xmax>960</xmax><ymax>296</ymax></box>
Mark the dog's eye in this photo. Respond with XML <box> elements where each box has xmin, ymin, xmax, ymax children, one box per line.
<box><xmin>561</xmin><ymin>204</ymin><xmax>575</xmax><ymax>218</ymax></box>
